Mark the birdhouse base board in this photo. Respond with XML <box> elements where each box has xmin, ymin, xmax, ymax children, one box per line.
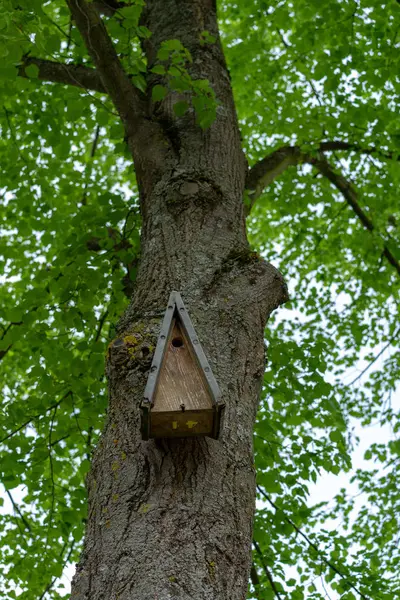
<box><xmin>149</xmin><ymin>409</ymin><xmax>214</xmax><ymax>438</ymax></box>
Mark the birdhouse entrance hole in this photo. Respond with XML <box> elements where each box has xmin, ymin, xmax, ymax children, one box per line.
<box><xmin>171</xmin><ymin>336</ymin><xmax>183</xmax><ymax>348</ymax></box>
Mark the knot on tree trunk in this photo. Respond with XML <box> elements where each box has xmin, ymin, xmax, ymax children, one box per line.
<box><xmin>206</xmin><ymin>247</ymin><xmax>288</xmax><ymax>319</ymax></box>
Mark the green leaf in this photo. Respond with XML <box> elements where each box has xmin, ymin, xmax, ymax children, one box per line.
<box><xmin>173</xmin><ymin>101</ymin><xmax>189</xmax><ymax>117</ymax></box>
<box><xmin>24</xmin><ymin>63</ymin><xmax>40</xmax><ymax>79</ymax></box>
<box><xmin>151</xmin><ymin>84</ymin><xmax>168</xmax><ymax>102</ymax></box>
<box><xmin>151</xmin><ymin>65</ymin><xmax>166</xmax><ymax>75</ymax></box>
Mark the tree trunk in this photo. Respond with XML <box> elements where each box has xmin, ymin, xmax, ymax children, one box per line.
<box><xmin>70</xmin><ymin>1</ymin><xmax>287</xmax><ymax>599</ymax></box>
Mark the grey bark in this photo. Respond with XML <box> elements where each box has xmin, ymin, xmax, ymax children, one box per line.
<box><xmin>69</xmin><ymin>1</ymin><xmax>287</xmax><ymax>599</ymax></box>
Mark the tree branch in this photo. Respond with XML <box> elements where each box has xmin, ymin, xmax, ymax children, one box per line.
<box><xmin>245</xmin><ymin>146</ymin><xmax>302</xmax><ymax>208</ymax></box>
<box><xmin>65</xmin><ymin>0</ymin><xmax>145</xmax><ymax>136</ymax></box>
<box><xmin>38</xmin><ymin>540</ymin><xmax>75</xmax><ymax>600</ymax></box>
<box><xmin>349</xmin><ymin>326</ymin><xmax>400</xmax><ymax>385</ymax></box>
<box><xmin>82</xmin><ymin>125</ymin><xmax>101</xmax><ymax>205</ymax></box>
<box><xmin>0</xmin><ymin>391</ymin><xmax>72</xmax><ymax>445</ymax></box>
<box><xmin>94</xmin><ymin>308</ymin><xmax>109</xmax><ymax>342</ymax></box>
<box><xmin>246</xmin><ymin>141</ymin><xmax>399</xmax><ymax>208</ymax></box>
<box><xmin>3</xmin><ymin>106</ymin><xmax>28</xmax><ymax>162</ymax></box>
<box><xmin>246</xmin><ymin>145</ymin><xmax>400</xmax><ymax>276</ymax></box>
<box><xmin>93</xmin><ymin>0</ymin><xmax>127</xmax><ymax>16</ymax></box>
<box><xmin>19</xmin><ymin>57</ymin><xmax>105</xmax><ymax>93</ymax></box>
<box><xmin>0</xmin><ymin>344</ymin><xmax>12</xmax><ymax>362</ymax></box>
<box><xmin>310</xmin><ymin>155</ymin><xmax>400</xmax><ymax>276</ymax></box>
<box><xmin>45</xmin><ymin>406</ymin><xmax>57</xmax><ymax>553</ymax></box>
<box><xmin>253</xmin><ymin>540</ymin><xmax>283</xmax><ymax>600</ymax></box>
<box><xmin>250</xmin><ymin>563</ymin><xmax>261</xmax><ymax>599</ymax></box>
<box><xmin>6</xmin><ymin>490</ymin><xmax>32</xmax><ymax>534</ymax></box>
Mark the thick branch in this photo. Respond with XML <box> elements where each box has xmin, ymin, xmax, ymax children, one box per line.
<box><xmin>93</xmin><ymin>0</ymin><xmax>126</xmax><ymax>16</ymax></box>
<box><xmin>246</xmin><ymin>145</ymin><xmax>400</xmax><ymax>276</ymax></box>
<box><xmin>310</xmin><ymin>155</ymin><xmax>400</xmax><ymax>276</ymax></box>
<box><xmin>65</xmin><ymin>0</ymin><xmax>144</xmax><ymax>136</ymax></box>
<box><xmin>246</xmin><ymin>142</ymin><xmax>399</xmax><ymax>208</ymax></box>
<box><xmin>19</xmin><ymin>57</ymin><xmax>105</xmax><ymax>93</ymax></box>
<box><xmin>245</xmin><ymin>146</ymin><xmax>302</xmax><ymax>207</ymax></box>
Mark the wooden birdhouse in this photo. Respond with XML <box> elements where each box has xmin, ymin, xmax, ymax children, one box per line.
<box><xmin>141</xmin><ymin>291</ymin><xmax>224</xmax><ymax>440</ymax></box>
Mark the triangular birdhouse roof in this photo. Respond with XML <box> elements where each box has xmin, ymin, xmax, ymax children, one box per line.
<box><xmin>141</xmin><ymin>291</ymin><xmax>223</xmax><ymax>439</ymax></box>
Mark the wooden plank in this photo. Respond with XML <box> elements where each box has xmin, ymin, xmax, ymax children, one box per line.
<box><xmin>150</xmin><ymin>409</ymin><xmax>214</xmax><ymax>438</ymax></box>
<box><xmin>152</xmin><ymin>320</ymin><xmax>213</xmax><ymax>413</ymax></box>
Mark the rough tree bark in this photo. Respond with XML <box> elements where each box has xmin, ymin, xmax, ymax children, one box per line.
<box><xmin>67</xmin><ymin>1</ymin><xmax>287</xmax><ymax>598</ymax></box>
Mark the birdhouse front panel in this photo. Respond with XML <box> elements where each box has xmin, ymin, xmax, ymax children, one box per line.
<box><xmin>150</xmin><ymin>319</ymin><xmax>214</xmax><ymax>438</ymax></box>
<box><xmin>152</xmin><ymin>320</ymin><xmax>213</xmax><ymax>413</ymax></box>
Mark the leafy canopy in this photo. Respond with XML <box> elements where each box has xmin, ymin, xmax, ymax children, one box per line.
<box><xmin>0</xmin><ymin>0</ymin><xmax>399</xmax><ymax>599</ymax></box>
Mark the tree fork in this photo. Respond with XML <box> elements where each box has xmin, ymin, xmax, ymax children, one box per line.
<box><xmin>70</xmin><ymin>1</ymin><xmax>287</xmax><ymax>599</ymax></box>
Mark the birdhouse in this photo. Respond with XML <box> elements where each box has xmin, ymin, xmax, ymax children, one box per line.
<box><xmin>141</xmin><ymin>291</ymin><xmax>224</xmax><ymax>440</ymax></box>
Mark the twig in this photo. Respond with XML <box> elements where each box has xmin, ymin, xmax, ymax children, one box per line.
<box><xmin>49</xmin><ymin>433</ymin><xmax>71</xmax><ymax>447</ymax></box>
<box><xmin>0</xmin><ymin>391</ymin><xmax>71</xmax><ymax>444</ymax></box>
<box><xmin>257</xmin><ymin>486</ymin><xmax>370</xmax><ymax>599</ymax></box>
<box><xmin>38</xmin><ymin>540</ymin><xmax>75</xmax><ymax>600</ymax></box>
<box><xmin>94</xmin><ymin>308</ymin><xmax>109</xmax><ymax>342</ymax></box>
<box><xmin>0</xmin><ymin>344</ymin><xmax>12</xmax><ymax>361</ymax></box>
<box><xmin>72</xmin><ymin>393</ymin><xmax>89</xmax><ymax>449</ymax></box>
<box><xmin>43</xmin><ymin>13</ymin><xmax>73</xmax><ymax>42</ymax></box>
<box><xmin>250</xmin><ymin>563</ymin><xmax>261</xmax><ymax>599</ymax></box>
<box><xmin>1</xmin><ymin>321</ymin><xmax>23</xmax><ymax>340</ymax></box>
<box><xmin>253</xmin><ymin>540</ymin><xmax>283</xmax><ymax>600</ymax></box>
<box><xmin>6</xmin><ymin>490</ymin><xmax>32</xmax><ymax>533</ymax></box>
<box><xmin>81</xmin><ymin>125</ymin><xmax>101</xmax><ymax>205</ymax></box>
<box><xmin>122</xmin><ymin>205</ymin><xmax>138</xmax><ymax>239</ymax></box>
<box><xmin>321</xmin><ymin>572</ymin><xmax>333</xmax><ymax>600</ymax></box>
<box><xmin>3</xmin><ymin>107</ymin><xmax>27</xmax><ymax>163</ymax></box>
<box><xmin>349</xmin><ymin>329</ymin><xmax>399</xmax><ymax>386</ymax></box>
<box><xmin>67</xmin><ymin>18</ymin><xmax>73</xmax><ymax>51</ymax></box>
<box><xmin>45</xmin><ymin>406</ymin><xmax>58</xmax><ymax>552</ymax></box>
<box><xmin>86</xmin><ymin>426</ymin><xmax>93</xmax><ymax>462</ymax></box>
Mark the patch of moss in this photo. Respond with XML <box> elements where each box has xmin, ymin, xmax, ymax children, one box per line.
<box><xmin>226</xmin><ymin>247</ymin><xmax>260</xmax><ymax>265</ymax></box>
<box><xmin>207</xmin><ymin>560</ymin><xmax>216</xmax><ymax>580</ymax></box>
<box><xmin>123</xmin><ymin>334</ymin><xmax>141</xmax><ymax>347</ymax></box>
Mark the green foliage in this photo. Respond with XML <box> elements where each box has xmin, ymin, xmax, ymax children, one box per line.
<box><xmin>0</xmin><ymin>0</ymin><xmax>399</xmax><ymax>599</ymax></box>
<box><xmin>0</xmin><ymin>4</ymin><xmax>140</xmax><ymax>596</ymax></box>
<box><xmin>153</xmin><ymin>39</ymin><xmax>218</xmax><ymax>128</ymax></box>
<box><xmin>218</xmin><ymin>0</ymin><xmax>400</xmax><ymax>597</ymax></box>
